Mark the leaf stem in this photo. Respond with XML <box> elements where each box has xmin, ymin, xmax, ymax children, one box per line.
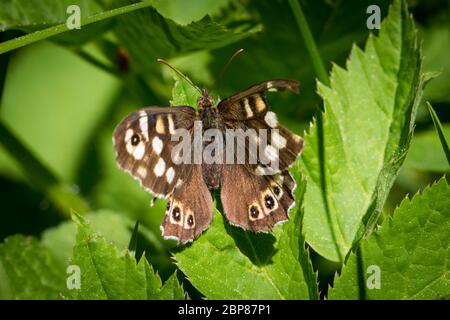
<box><xmin>288</xmin><ymin>0</ymin><xmax>329</xmax><ymax>86</ymax></box>
<box><xmin>0</xmin><ymin>1</ymin><xmax>155</xmax><ymax>55</ymax></box>
<box><xmin>426</xmin><ymin>102</ymin><xmax>450</xmax><ymax>167</ymax></box>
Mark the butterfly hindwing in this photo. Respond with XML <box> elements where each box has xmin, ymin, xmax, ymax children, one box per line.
<box><xmin>220</xmin><ymin>164</ymin><xmax>295</xmax><ymax>232</ymax></box>
<box><xmin>161</xmin><ymin>165</ymin><xmax>213</xmax><ymax>244</ymax></box>
<box><xmin>113</xmin><ymin>106</ymin><xmax>196</xmax><ymax>199</ymax></box>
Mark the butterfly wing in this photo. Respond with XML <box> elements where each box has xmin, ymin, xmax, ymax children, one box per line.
<box><xmin>218</xmin><ymin>79</ymin><xmax>304</xmax><ymax>174</ymax></box>
<box><xmin>113</xmin><ymin>106</ymin><xmax>196</xmax><ymax>199</ymax></box>
<box><xmin>220</xmin><ymin>164</ymin><xmax>295</xmax><ymax>232</ymax></box>
<box><xmin>161</xmin><ymin>164</ymin><xmax>213</xmax><ymax>244</ymax></box>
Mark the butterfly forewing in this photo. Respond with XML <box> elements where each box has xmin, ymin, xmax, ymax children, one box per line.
<box><xmin>113</xmin><ymin>106</ymin><xmax>196</xmax><ymax>199</ymax></box>
<box><xmin>218</xmin><ymin>80</ymin><xmax>304</xmax><ymax>175</ymax></box>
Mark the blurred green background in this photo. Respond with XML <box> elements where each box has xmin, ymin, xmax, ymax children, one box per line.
<box><xmin>0</xmin><ymin>0</ymin><xmax>449</xmax><ymax>297</ymax></box>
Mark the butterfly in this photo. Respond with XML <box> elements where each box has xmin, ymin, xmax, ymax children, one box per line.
<box><xmin>113</xmin><ymin>79</ymin><xmax>304</xmax><ymax>244</ymax></box>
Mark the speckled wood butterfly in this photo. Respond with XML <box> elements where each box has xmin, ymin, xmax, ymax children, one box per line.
<box><xmin>113</xmin><ymin>79</ymin><xmax>304</xmax><ymax>244</ymax></box>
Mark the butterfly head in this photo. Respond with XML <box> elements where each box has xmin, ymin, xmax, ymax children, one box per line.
<box><xmin>198</xmin><ymin>89</ymin><xmax>215</xmax><ymax>110</ymax></box>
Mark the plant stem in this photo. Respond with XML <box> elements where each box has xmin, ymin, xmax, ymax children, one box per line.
<box><xmin>288</xmin><ymin>0</ymin><xmax>329</xmax><ymax>86</ymax></box>
<box><xmin>0</xmin><ymin>1</ymin><xmax>155</xmax><ymax>55</ymax></box>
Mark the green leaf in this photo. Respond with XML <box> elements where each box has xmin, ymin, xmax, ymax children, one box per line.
<box><xmin>329</xmin><ymin>178</ymin><xmax>450</xmax><ymax>300</ymax></box>
<box><xmin>174</xmin><ymin>175</ymin><xmax>318</xmax><ymax>300</ymax></box>
<box><xmin>405</xmin><ymin>124</ymin><xmax>450</xmax><ymax>172</ymax></box>
<box><xmin>0</xmin><ymin>235</ymin><xmax>66</xmax><ymax>299</ymax></box>
<box><xmin>0</xmin><ymin>1</ymin><xmax>156</xmax><ymax>54</ymax></box>
<box><xmin>128</xmin><ymin>220</ymin><xmax>140</xmax><ymax>254</ymax></box>
<box><xmin>151</xmin><ymin>0</ymin><xmax>232</xmax><ymax>25</ymax></box>
<box><xmin>427</xmin><ymin>102</ymin><xmax>450</xmax><ymax>167</ymax></box>
<box><xmin>421</xmin><ymin>21</ymin><xmax>450</xmax><ymax>103</ymax></box>
<box><xmin>300</xmin><ymin>0</ymin><xmax>426</xmax><ymax>262</ymax></box>
<box><xmin>0</xmin><ymin>0</ymin><xmax>100</xmax><ymax>32</ymax></box>
<box><xmin>69</xmin><ymin>212</ymin><xmax>184</xmax><ymax>299</ymax></box>
<box><xmin>175</xmin><ymin>206</ymin><xmax>317</xmax><ymax>299</ymax></box>
<box><xmin>42</xmin><ymin>210</ymin><xmax>162</xmax><ymax>268</ymax></box>
<box><xmin>170</xmin><ymin>73</ymin><xmax>202</xmax><ymax>107</ymax></box>
<box><xmin>156</xmin><ymin>272</ymin><xmax>185</xmax><ymax>299</ymax></box>
<box><xmin>113</xmin><ymin>5</ymin><xmax>261</xmax><ymax>77</ymax></box>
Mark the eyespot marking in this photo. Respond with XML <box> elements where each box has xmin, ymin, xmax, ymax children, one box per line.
<box><xmin>249</xmin><ymin>203</ymin><xmax>264</xmax><ymax>221</ymax></box>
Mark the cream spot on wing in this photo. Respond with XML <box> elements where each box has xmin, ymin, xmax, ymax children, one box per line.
<box><xmin>132</xmin><ymin>142</ymin><xmax>145</xmax><ymax>160</ymax></box>
<box><xmin>125</xmin><ymin>129</ymin><xmax>134</xmax><ymax>142</ymax></box>
<box><xmin>249</xmin><ymin>131</ymin><xmax>260</xmax><ymax>149</ymax></box>
<box><xmin>156</xmin><ymin>116</ymin><xmax>165</xmax><ymax>135</ymax></box>
<box><xmin>264</xmin><ymin>111</ymin><xmax>278</xmax><ymax>128</ymax></box>
<box><xmin>166</xmin><ymin>167</ymin><xmax>175</xmax><ymax>184</ymax></box>
<box><xmin>271</xmin><ymin>130</ymin><xmax>287</xmax><ymax>149</ymax></box>
<box><xmin>175</xmin><ymin>179</ymin><xmax>184</xmax><ymax>188</ymax></box>
<box><xmin>255</xmin><ymin>165</ymin><xmax>278</xmax><ymax>176</ymax></box>
<box><xmin>267</xmin><ymin>81</ymin><xmax>278</xmax><ymax>92</ymax></box>
<box><xmin>154</xmin><ymin>158</ymin><xmax>166</xmax><ymax>177</ymax></box>
<box><xmin>126</xmin><ymin>142</ymin><xmax>134</xmax><ymax>154</ymax></box>
<box><xmin>293</xmin><ymin>133</ymin><xmax>303</xmax><ymax>143</ymax></box>
<box><xmin>254</xmin><ymin>96</ymin><xmax>266</xmax><ymax>112</ymax></box>
<box><xmin>275</xmin><ymin>174</ymin><xmax>284</xmax><ymax>185</ymax></box>
<box><xmin>167</xmin><ymin>114</ymin><xmax>175</xmax><ymax>134</ymax></box>
<box><xmin>264</xmin><ymin>145</ymin><xmax>278</xmax><ymax>162</ymax></box>
<box><xmin>136</xmin><ymin>166</ymin><xmax>147</xmax><ymax>178</ymax></box>
<box><xmin>152</xmin><ymin>136</ymin><xmax>163</xmax><ymax>155</ymax></box>
<box><xmin>139</xmin><ymin>113</ymin><xmax>149</xmax><ymax>141</ymax></box>
<box><xmin>255</xmin><ymin>166</ymin><xmax>266</xmax><ymax>176</ymax></box>
<box><xmin>244</xmin><ymin>99</ymin><xmax>253</xmax><ymax>118</ymax></box>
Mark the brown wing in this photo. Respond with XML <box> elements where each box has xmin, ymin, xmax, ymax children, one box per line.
<box><xmin>113</xmin><ymin>106</ymin><xmax>196</xmax><ymax>199</ymax></box>
<box><xmin>220</xmin><ymin>164</ymin><xmax>295</xmax><ymax>232</ymax></box>
<box><xmin>161</xmin><ymin>165</ymin><xmax>213</xmax><ymax>244</ymax></box>
<box><xmin>217</xmin><ymin>80</ymin><xmax>304</xmax><ymax>174</ymax></box>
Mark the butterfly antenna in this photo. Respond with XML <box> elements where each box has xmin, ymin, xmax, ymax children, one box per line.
<box><xmin>214</xmin><ymin>48</ymin><xmax>245</xmax><ymax>89</ymax></box>
<box><xmin>157</xmin><ymin>58</ymin><xmax>202</xmax><ymax>94</ymax></box>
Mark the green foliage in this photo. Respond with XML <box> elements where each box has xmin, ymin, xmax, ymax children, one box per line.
<box><xmin>175</xmin><ymin>204</ymin><xmax>318</xmax><ymax>299</ymax></box>
<box><xmin>0</xmin><ymin>0</ymin><xmax>101</xmax><ymax>31</ymax></box>
<box><xmin>427</xmin><ymin>102</ymin><xmax>450</xmax><ymax>167</ymax></box>
<box><xmin>0</xmin><ymin>235</ymin><xmax>66</xmax><ymax>299</ymax></box>
<box><xmin>69</xmin><ymin>212</ymin><xmax>185</xmax><ymax>299</ymax></box>
<box><xmin>300</xmin><ymin>0</ymin><xmax>425</xmax><ymax>262</ymax></box>
<box><xmin>405</xmin><ymin>124</ymin><xmax>450</xmax><ymax>172</ymax></box>
<box><xmin>0</xmin><ymin>1</ymin><xmax>155</xmax><ymax>54</ymax></box>
<box><xmin>170</xmin><ymin>73</ymin><xmax>202</xmax><ymax>107</ymax></box>
<box><xmin>114</xmin><ymin>6</ymin><xmax>261</xmax><ymax>74</ymax></box>
<box><xmin>0</xmin><ymin>0</ymin><xmax>449</xmax><ymax>301</ymax></box>
<box><xmin>329</xmin><ymin>178</ymin><xmax>450</xmax><ymax>299</ymax></box>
